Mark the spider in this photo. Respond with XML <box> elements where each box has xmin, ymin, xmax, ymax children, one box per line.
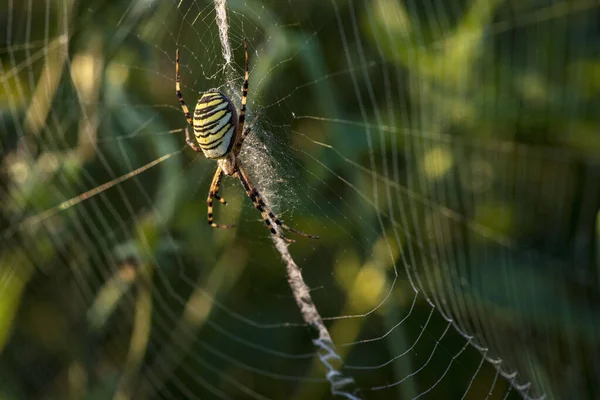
<box><xmin>175</xmin><ymin>39</ymin><xmax>318</xmax><ymax>243</ymax></box>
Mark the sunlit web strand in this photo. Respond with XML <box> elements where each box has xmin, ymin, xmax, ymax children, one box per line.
<box><xmin>3</xmin><ymin>149</ymin><xmax>182</xmax><ymax>240</ymax></box>
<box><xmin>369</xmin><ymin>320</ymin><xmax>452</xmax><ymax>390</ymax></box>
<box><xmin>290</xmin><ymin>125</ymin><xmax>577</xmax><ymax>267</ymax></box>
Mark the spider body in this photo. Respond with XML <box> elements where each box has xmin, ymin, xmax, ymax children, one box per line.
<box><xmin>192</xmin><ymin>89</ymin><xmax>237</xmax><ymax>160</ymax></box>
<box><xmin>175</xmin><ymin>39</ymin><xmax>318</xmax><ymax>243</ymax></box>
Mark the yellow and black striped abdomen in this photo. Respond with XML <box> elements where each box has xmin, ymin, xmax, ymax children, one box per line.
<box><xmin>193</xmin><ymin>89</ymin><xmax>237</xmax><ymax>159</ymax></box>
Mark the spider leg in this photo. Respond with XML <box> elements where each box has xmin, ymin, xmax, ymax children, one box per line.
<box><xmin>231</xmin><ymin>40</ymin><xmax>263</xmax><ymax>157</ymax></box>
<box><xmin>178</xmin><ymin>51</ymin><xmax>203</xmax><ymax>156</ymax></box>
<box><xmin>207</xmin><ymin>165</ymin><xmax>235</xmax><ymax>229</ymax></box>
<box><xmin>236</xmin><ymin>164</ymin><xmax>292</xmax><ymax>243</ymax></box>
<box><xmin>175</xmin><ymin>49</ymin><xmax>193</xmax><ymax>127</ymax></box>
<box><xmin>236</xmin><ymin>163</ymin><xmax>319</xmax><ymax>242</ymax></box>
<box><xmin>189</xmin><ymin>126</ymin><xmax>228</xmax><ymax>204</ymax></box>
<box><xmin>233</xmin><ymin>107</ymin><xmax>263</xmax><ymax>157</ymax></box>
<box><xmin>214</xmin><ymin>193</ymin><xmax>227</xmax><ymax>205</ymax></box>
<box><xmin>236</xmin><ymin>39</ymin><xmax>249</xmax><ymax>140</ymax></box>
<box><xmin>185</xmin><ymin>126</ymin><xmax>202</xmax><ymax>153</ymax></box>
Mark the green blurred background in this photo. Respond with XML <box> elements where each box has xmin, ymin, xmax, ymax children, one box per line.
<box><xmin>1</xmin><ymin>0</ymin><xmax>599</xmax><ymax>399</ymax></box>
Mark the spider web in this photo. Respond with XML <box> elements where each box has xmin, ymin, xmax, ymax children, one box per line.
<box><xmin>1</xmin><ymin>0</ymin><xmax>599</xmax><ymax>399</ymax></box>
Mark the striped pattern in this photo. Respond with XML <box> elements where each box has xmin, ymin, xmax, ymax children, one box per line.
<box><xmin>193</xmin><ymin>89</ymin><xmax>237</xmax><ymax>159</ymax></box>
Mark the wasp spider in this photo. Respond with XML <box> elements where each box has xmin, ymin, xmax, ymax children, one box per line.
<box><xmin>175</xmin><ymin>39</ymin><xmax>318</xmax><ymax>243</ymax></box>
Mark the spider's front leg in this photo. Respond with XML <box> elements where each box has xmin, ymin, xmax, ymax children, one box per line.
<box><xmin>233</xmin><ymin>107</ymin><xmax>264</xmax><ymax>157</ymax></box>
<box><xmin>176</xmin><ymin>49</ymin><xmax>193</xmax><ymax>127</ymax></box>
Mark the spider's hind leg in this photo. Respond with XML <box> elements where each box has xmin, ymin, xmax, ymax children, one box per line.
<box><xmin>236</xmin><ymin>164</ymin><xmax>319</xmax><ymax>242</ymax></box>
<box><xmin>185</xmin><ymin>127</ymin><xmax>202</xmax><ymax>153</ymax></box>
<box><xmin>214</xmin><ymin>193</ymin><xmax>227</xmax><ymax>205</ymax></box>
<box><xmin>207</xmin><ymin>165</ymin><xmax>235</xmax><ymax>229</ymax></box>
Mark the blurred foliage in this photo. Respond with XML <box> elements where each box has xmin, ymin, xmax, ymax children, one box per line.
<box><xmin>1</xmin><ymin>0</ymin><xmax>600</xmax><ymax>399</ymax></box>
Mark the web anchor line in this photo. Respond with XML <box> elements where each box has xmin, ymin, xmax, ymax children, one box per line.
<box><xmin>276</xmin><ymin>237</ymin><xmax>362</xmax><ymax>400</ymax></box>
<box><xmin>313</xmin><ymin>338</ymin><xmax>361</xmax><ymax>399</ymax></box>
